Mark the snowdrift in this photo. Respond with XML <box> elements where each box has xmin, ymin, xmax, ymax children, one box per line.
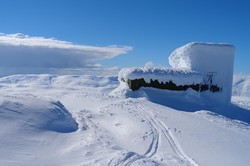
<box><xmin>0</xmin><ymin>95</ymin><xmax>78</xmax><ymax>133</ymax></box>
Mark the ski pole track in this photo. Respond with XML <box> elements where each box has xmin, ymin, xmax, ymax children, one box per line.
<box><xmin>136</xmin><ymin>101</ymin><xmax>199</xmax><ymax>166</ymax></box>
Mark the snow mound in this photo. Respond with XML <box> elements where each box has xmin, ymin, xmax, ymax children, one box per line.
<box><xmin>119</xmin><ymin>67</ymin><xmax>203</xmax><ymax>86</ymax></box>
<box><xmin>0</xmin><ymin>95</ymin><xmax>78</xmax><ymax>133</ymax></box>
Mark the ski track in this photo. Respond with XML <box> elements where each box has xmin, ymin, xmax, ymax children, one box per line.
<box><xmin>65</xmin><ymin>89</ymin><xmax>198</xmax><ymax>166</ymax></box>
<box><xmin>138</xmin><ymin>101</ymin><xmax>199</xmax><ymax>166</ymax></box>
<box><xmin>110</xmin><ymin>99</ymin><xmax>199</xmax><ymax>166</ymax></box>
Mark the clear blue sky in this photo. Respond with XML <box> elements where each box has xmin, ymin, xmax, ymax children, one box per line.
<box><xmin>0</xmin><ymin>0</ymin><xmax>250</xmax><ymax>74</ymax></box>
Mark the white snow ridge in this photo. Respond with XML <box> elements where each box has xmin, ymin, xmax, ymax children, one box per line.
<box><xmin>1</xmin><ymin>42</ymin><xmax>250</xmax><ymax>166</ymax></box>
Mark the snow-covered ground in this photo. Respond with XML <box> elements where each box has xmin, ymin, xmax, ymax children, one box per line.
<box><xmin>0</xmin><ymin>74</ymin><xmax>250</xmax><ymax>166</ymax></box>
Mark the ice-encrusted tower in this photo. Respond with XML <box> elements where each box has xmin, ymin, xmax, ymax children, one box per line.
<box><xmin>169</xmin><ymin>42</ymin><xmax>235</xmax><ymax>105</ymax></box>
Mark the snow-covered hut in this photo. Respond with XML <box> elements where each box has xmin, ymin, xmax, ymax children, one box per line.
<box><xmin>119</xmin><ymin>42</ymin><xmax>235</xmax><ymax>105</ymax></box>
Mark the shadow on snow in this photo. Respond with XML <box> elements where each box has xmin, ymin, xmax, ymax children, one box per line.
<box><xmin>125</xmin><ymin>87</ymin><xmax>250</xmax><ymax>125</ymax></box>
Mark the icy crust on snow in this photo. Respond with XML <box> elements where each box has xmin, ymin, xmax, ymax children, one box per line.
<box><xmin>119</xmin><ymin>67</ymin><xmax>203</xmax><ymax>86</ymax></box>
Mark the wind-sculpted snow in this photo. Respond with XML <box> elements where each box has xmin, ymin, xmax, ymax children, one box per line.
<box><xmin>168</xmin><ymin>42</ymin><xmax>234</xmax><ymax>70</ymax></box>
<box><xmin>0</xmin><ymin>74</ymin><xmax>250</xmax><ymax>166</ymax></box>
<box><xmin>0</xmin><ymin>95</ymin><xmax>78</xmax><ymax>133</ymax></box>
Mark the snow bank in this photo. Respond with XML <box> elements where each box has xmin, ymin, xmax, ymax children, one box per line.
<box><xmin>0</xmin><ymin>95</ymin><xmax>78</xmax><ymax>133</ymax></box>
<box><xmin>119</xmin><ymin>67</ymin><xmax>203</xmax><ymax>86</ymax></box>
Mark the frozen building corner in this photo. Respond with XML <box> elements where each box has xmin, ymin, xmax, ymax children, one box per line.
<box><xmin>169</xmin><ymin>42</ymin><xmax>235</xmax><ymax>105</ymax></box>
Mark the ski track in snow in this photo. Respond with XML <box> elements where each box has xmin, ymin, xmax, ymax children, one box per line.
<box><xmin>109</xmin><ymin>100</ymin><xmax>199</xmax><ymax>166</ymax></box>
<box><xmin>137</xmin><ymin>101</ymin><xmax>199</xmax><ymax>166</ymax></box>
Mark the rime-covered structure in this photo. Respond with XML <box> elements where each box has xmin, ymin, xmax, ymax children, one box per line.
<box><xmin>119</xmin><ymin>42</ymin><xmax>235</xmax><ymax>105</ymax></box>
<box><xmin>169</xmin><ymin>42</ymin><xmax>235</xmax><ymax>105</ymax></box>
<box><xmin>119</xmin><ymin>67</ymin><xmax>204</xmax><ymax>91</ymax></box>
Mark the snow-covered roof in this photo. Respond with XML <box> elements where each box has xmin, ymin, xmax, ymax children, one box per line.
<box><xmin>119</xmin><ymin>67</ymin><xmax>203</xmax><ymax>86</ymax></box>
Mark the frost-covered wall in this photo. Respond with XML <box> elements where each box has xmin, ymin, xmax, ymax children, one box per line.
<box><xmin>169</xmin><ymin>42</ymin><xmax>235</xmax><ymax>105</ymax></box>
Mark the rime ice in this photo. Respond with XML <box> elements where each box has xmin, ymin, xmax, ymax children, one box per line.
<box><xmin>119</xmin><ymin>67</ymin><xmax>203</xmax><ymax>86</ymax></box>
<box><xmin>119</xmin><ymin>42</ymin><xmax>235</xmax><ymax>105</ymax></box>
<box><xmin>169</xmin><ymin>42</ymin><xmax>235</xmax><ymax>105</ymax></box>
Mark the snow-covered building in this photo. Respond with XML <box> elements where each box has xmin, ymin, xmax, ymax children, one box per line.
<box><xmin>169</xmin><ymin>42</ymin><xmax>235</xmax><ymax>105</ymax></box>
<box><xmin>119</xmin><ymin>67</ymin><xmax>204</xmax><ymax>91</ymax></box>
<box><xmin>119</xmin><ymin>42</ymin><xmax>235</xmax><ymax>105</ymax></box>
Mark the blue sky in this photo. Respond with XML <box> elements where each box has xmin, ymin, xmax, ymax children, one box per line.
<box><xmin>0</xmin><ymin>0</ymin><xmax>250</xmax><ymax>74</ymax></box>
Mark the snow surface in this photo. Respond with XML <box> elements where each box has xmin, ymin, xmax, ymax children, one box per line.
<box><xmin>0</xmin><ymin>74</ymin><xmax>250</xmax><ymax>166</ymax></box>
<box><xmin>0</xmin><ymin>95</ymin><xmax>78</xmax><ymax>133</ymax></box>
<box><xmin>168</xmin><ymin>42</ymin><xmax>235</xmax><ymax>105</ymax></box>
<box><xmin>119</xmin><ymin>67</ymin><xmax>203</xmax><ymax>86</ymax></box>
